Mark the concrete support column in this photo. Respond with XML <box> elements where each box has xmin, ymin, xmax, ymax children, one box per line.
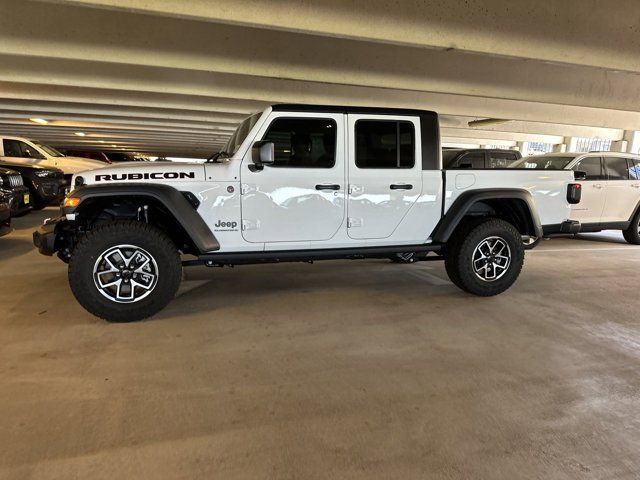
<box><xmin>566</xmin><ymin>137</ymin><xmax>579</xmax><ymax>152</ymax></box>
<box><xmin>516</xmin><ymin>141</ymin><xmax>529</xmax><ymax>156</ymax></box>
<box><xmin>553</xmin><ymin>143</ymin><xmax>567</xmax><ymax>153</ymax></box>
<box><xmin>610</xmin><ymin>140</ymin><xmax>629</xmax><ymax>153</ymax></box>
<box><xmin>623</xmin><ymin>131</ymin><xmax>640</xmax><ymax>154</ymax></box>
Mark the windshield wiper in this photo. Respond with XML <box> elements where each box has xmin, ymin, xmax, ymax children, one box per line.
<box><xmin>206</xmin><ymin>150</ymin><xmax>230</xmax><ymax>163</ymax></box>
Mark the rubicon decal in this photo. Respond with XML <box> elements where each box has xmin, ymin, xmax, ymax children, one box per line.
<box><xmin>95</xmin><ymin>172</ymin><xmax>196</xmax><ymax>181</ymax></box>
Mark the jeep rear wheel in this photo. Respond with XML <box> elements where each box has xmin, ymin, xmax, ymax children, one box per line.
<box><xmin>445</xmin><ymin>218</ymin><xmax>524</xmax><ymax>296</ymax></box>
<box><xmin>68</xmin><ymin>221</ymin><xmax>182</xmax><ymax>322</ymax></box>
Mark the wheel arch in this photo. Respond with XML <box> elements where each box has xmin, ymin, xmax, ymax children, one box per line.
<box><xmin>431</xmin><ymin>189</ymin><xmax>542</xmax><ymax>243</ymax></box>
<box><xmin>67</xmin><ymin>183</ymin><xmax>219</xmax><ymax>254</ymax></box>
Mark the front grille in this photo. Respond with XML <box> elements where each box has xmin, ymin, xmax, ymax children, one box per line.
<box><xmin>8</xmin><ymin>174</ymin><xmax>23</xmax><ymax>188</ymax></box>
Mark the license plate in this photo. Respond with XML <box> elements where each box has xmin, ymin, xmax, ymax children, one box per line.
<box><xmin>24</xmin><ymin>193</ymin><xmax>30</xmax><ymax>204</ymax></box>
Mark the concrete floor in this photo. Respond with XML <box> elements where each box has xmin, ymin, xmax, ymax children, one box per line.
<box><xmin>2</xmin><ymin>209</ymin><xmax>640</xmax><ymax>480</ymax></box>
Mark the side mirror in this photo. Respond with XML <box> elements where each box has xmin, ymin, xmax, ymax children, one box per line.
<box><xmin>251</xmin><ymin>141</ymin><xmax>275</xmax><ymax>167</ymax></box>
<box><xmin>573</xmin><ymin>170</ymin><xmax>587</xmax><ymax>181</ymax></box>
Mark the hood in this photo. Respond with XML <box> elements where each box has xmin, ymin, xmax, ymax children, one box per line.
<box><xmin>77</xmin><ymin>161</ymin><xmax>206</xmax><ymax>186</ymax></box>
<box><xmin>57</xmin><ymin>156</ymin><xmax>108</xmax><ymax>174</ymax></box>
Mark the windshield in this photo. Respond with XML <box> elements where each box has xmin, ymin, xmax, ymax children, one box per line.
<box><xmin>223</xmin><ymin>112</ymin><xmax>261</xmax><ymax>155</ymax></box>
<box><xmin>33</xmin><ymin>141</ymin><xmax>65</xmax><ymax>157</ymax></box>
<box><xmin>510</xmin><ymin>156</ymin><xmax>575</xmax><ymax>170</ymax></box>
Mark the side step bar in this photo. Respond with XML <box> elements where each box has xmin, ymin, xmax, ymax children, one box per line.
<box><xmin>184</xmin><ymin>244</ymin><xmax>442</xmax><ymax>267</ymax></box>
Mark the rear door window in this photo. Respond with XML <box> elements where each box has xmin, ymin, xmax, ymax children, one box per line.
<box><xmin>355</xmin><ymin>120</ymin><xmax>415</xmax><ymax>169</ymax></box>
<box><xmin>604</xmin><ymin>156</ymin><xmax>630</xmax><ymax>180</ymax></box>
<box><xmin>574</xmin><ymin>157</ymin><xmax>604</xmax><ymax>180</ymax></box>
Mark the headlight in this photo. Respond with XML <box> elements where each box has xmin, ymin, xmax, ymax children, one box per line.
<box><xmin>34</xmin><ymin>170</ymin><xmax>53</xmax><ymax>178</ymax></box>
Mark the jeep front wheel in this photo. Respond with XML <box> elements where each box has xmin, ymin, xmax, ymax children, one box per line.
<box><xmin>68</xmin><ymin>221</ymin><xmax>182</xmax><ymax>322</ymax></box>
<box><xmin>445</xmin><ymin>218</ymin><xmax>524</xmax><ymax>296</ymax></box>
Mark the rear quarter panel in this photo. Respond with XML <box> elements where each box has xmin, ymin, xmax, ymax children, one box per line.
<box><xmin>444</xmin><ymin>169</ymin><xmax>574</xmax><ymax>226</ymax></box>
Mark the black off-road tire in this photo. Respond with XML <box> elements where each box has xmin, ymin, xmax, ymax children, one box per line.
<box><xmin>30</xmin><ymin>192</ymin><xmax>46</xmax><ymax>211</ymax></box>
<box><xmin>68</xmin><ymin>221</ymin><xmax>182</xmax><ymax>322</ymax></box>
<box><xmin>622</xmin><ymin>210</ymin><xmax>640</xmax><ymax>245</ymax></box>
<box><xmin>445</xmin><ymin>218</ymin><xmax>524</xmax><ymax>296</ymax></box>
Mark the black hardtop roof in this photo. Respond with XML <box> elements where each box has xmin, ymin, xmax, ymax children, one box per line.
<box><xmin>272</xmin><ymin>104</ymin><xmax>437</xmax><ymax>117</ymax></box>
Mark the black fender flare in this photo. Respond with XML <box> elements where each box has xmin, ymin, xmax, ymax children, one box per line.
<box><xmin>431</xmin><ymin>188</ymin><xmax>543</xmax><ymax>243</ymax></box>
<box><xmin>65</xmin><ymin>183</ymin><xmax>220</xmax><ymax>253</ymax></box>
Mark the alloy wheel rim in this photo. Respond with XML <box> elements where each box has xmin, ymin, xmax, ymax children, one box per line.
<box><xmin>93</xmin><ymin>244</ymin><xmax>159</xmax><ymax>303</ymax></box>
<box><xmin>472</xmin><ymin>236</ymin><xmax>511</xmax><ymax>282</ymax></box>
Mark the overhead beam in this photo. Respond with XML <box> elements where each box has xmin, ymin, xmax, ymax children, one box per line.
<box><xmin>39</xmin><ymin>0</ymin><xmax>640</xmax><ymax>73</ymax></box>
<box><xmin>2</xmin><ymin>1</ymin><xmax>640</xmax><ymax>113</ymax></box>
<box><xmin>2</xmin><ymin>57</ymin><xmax>640</xmax><ymax>131</ymax></box>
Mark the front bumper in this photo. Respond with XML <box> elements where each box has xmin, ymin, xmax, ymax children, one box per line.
<box><xmin>34</xmin><ymin>178</ymin><xmax>66</xmax><ymax>205</ymax></box>
<box><xmin>4</xmin><ymin>186</ymin><xmax>32</xmax><ymax>216</ymax></box>
<box><xmin>33</xmin><ymin>217</ymin><xmax>64</xmax><ymax>255</ymax></box>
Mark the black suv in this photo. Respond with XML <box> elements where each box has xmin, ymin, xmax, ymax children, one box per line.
<box><xmin>443</xmin><ymin>148</ymin><xmax>522</xmax><ymax>169</ymax></box>
<box><xmin>0</xmin><ymin>192</ymin><xmax>10</xmax><ymax>236</ymax></box>
<box><xmin>0</xmin><ymin>166</ymin><xmax>31</xmax><ymax>216</ymax></box>
<box><xmin>0</xmin><ymin>161</ymin><xmax>65</xmax><ymax>210</ymax></box>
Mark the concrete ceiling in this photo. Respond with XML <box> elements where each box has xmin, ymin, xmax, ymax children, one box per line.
<box><xmin>1</xmin><ymin>0</ymin><xmax>639</xmax><ymax>157</ymax></box>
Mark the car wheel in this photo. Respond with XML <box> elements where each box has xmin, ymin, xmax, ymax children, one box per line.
<box><xmin>30</xmin><ymin>192</ymin><xmax>46</xmax><ymax>210</ymax></box>
<box><xmin>445</xmin><ymin>218</ymin><xmax>524</xmax><ymax>296</ymax></box>
<box><xmin>68</xmin><ymin>220</ymin><xmax>182</xmax><ymax>322</ymax></box>
<box><xmin>622</xmin><ymin>210</ymin><xmax>640</xmax><ymax>245</ymax></box>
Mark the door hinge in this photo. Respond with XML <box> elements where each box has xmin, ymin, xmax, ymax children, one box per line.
<box><xmin>242</xmin><ymin>219</ymin><xmax>261</xmax><ymax>231</ymax></box>
<box><xmin>348</xmin><ymin>184</ymin><xmax>364</xmax><ymax>195</ymax></box>
<box><xmin>347</xmin><ymin>217</ymin><xmax>363</xmax><ymax>228</ymax></box>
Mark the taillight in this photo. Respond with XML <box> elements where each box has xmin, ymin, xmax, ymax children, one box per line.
<box><xmin>567</xmin><ymin>183</ymin><xmax>582</xmax><ymax>204</ymax></box>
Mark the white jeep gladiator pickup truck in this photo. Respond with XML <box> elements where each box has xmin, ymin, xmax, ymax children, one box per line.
<box><xmin>33</xmin><ymin>105</ymin><xmax>582</xmax><ymax>322</ymax></box>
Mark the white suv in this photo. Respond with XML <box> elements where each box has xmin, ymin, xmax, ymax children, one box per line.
<box><xmin>512</xmin><ymin>152</ymin><xmax>640</xmax><ymax>244</ymax></box>
<box><xmin>0</xmin><ymin>136</ymin><xmax>105</xmax><ymax>181</ymax></box>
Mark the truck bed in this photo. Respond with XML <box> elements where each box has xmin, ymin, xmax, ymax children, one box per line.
<box><xmin>443</xmin><ymin>169</ymin><xmax>575</xmax><ymax>228</ymax></box>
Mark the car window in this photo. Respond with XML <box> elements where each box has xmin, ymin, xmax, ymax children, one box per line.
<box><xmin>262</xmin><ymin>118</ymin><xmax>336</xmax><ymax>168</ymax></box>
<box><xmin>604</xmin><ymin>156</ymin><xmax>630</xmax><ymax>180</ymax></box>
<box><xmin>629</xmin><ymin>159</ymin><xmax>640</xmax><ymax>180</ymax></box>
<box><xmin>573</xmin><ymin>157</ymin><xmax>604</xmax><ymax>180</ymax></box>
<box><xmin>488</xmin><ymin>151</ymin><xmax>517</xmax><ymax>168</ymax></box>
<box><xmin>515</xmin><ymin>156</ymin><xmax>575</xmax><ymax>169</ymax></box>
<box><xmin>355</xmin><ymin>120</ymin><xmax>414</xmax><ymax>169</ymax></box>
<box><xmin>458</xmin><ymin>153</ymin><xmax>485</xmax><ymax>168</ymax></box>
<box><xmin>2</xmin><ymin>139</ymin><xmax>42</xmax><ymax>159</ymax></box>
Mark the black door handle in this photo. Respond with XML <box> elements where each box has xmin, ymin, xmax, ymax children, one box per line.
<box><xmin>316</xmin><ymin>184</ymin><xmax>340</xmax><ymax>191</ymax></box>
<box><xmin>390</xmin><ymin>184</ymin><xmax>413</xmax><ymax>190</ymax></box>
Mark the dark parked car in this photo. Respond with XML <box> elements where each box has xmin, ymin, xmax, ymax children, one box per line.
<box><xmin>105</xmin><ymin>152</ymin><xmax>146</xmax><ymax>162</ymax></box>
<box><xmin>0</xmin><ymin>192</ymin><xmax>11</xmax><ymax>236</ymax></box>
<box><xmin>443</xmin><ymin>148</ymin><xmax>522</xmax><ymax>169</ymax></box>
<box><xmin>0</xmin><ymin>161</ymin><xmax>66</xmax><ymax>210</ymax></box>
<box><xmin>0</xmin><ymin>166</ymin><xmax>31</xmax><ymax>216</ymax></box>
<box><xmin>63</xmin><ymin>150</ymin><xmax>112</xmax><ymax>163</ymax></box>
